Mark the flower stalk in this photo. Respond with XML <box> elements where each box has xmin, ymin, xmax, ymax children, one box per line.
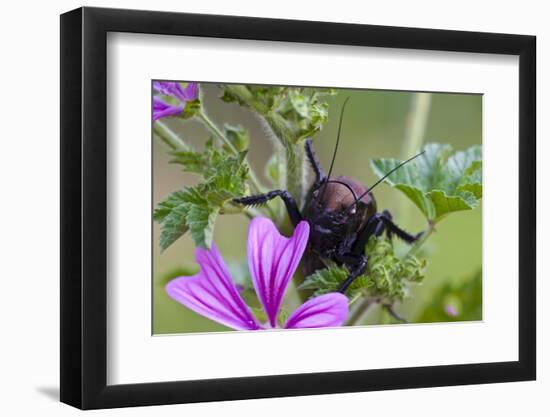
<box><xmin>284</xmin><ymin>143</ymin><xmax>306</xmax><ymax>207</ymax></box>
<box><xmin>264</xmin><ymin>111</ymin><xmax>307</xmax><ymax>207</ymax></box>
<box><xmin>222</xmin><ymin>84</ymin><xmax>269</xmax><ymax>114</ymax></box>
<box><xmin>196</xmin><ymin>110</ymin><xmax>239</xmax><ymax>154</ymax></box>
<box><xmin>153</xmin><ymin>120</ymin><xmax>190</xmax><ymax>151</ymax></box>
<box><xmin>345</xmin><ymin>298</ymin><xmax>374</xmax><ymax>326</ymax></box>
<box><xmin>399</xmin><ymin>92</ymin><xmax>432</xmax><ymax>223</ymax></box>
<box><xmin>407</xmin><ymin>220</ymin><xmax>435</xmax><ymax>257</ymax></box>
<box><xmin>402</xmin><ymin>93</ymin><xmax>432</xmax><ymax>160</ymax></box>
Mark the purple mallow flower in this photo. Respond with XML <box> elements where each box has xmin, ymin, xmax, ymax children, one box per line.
<box><xmin>152</xmin><ymin>81</ymin><xmax>199</xmax><ymax>121</ymax></box>
<box><xmin>444</xmin><ymin>304</ymin><xmax>459</xmax><ymax>317</ymax></box>
<box><xmin>166</xmin><ymin>217</ymin><xmax>349</xmax><ymax>330</ymax></box>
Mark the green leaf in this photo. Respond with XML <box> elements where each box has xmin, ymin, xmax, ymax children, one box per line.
<box><xmin>167</xmin><ymin>149</ymin><xmax>204</xmax><ymax>174</ymax></box>
<box><xmin>159</xmin><ymin>203</ymin><xmax>191</xmax><ymax>251</ymax></box>
<box><xmin>457</xmin><ymin>162</ymin><xmax>482</xmax><ymax>199</ymax></box>
<box><xmin>446</xmin><ymin>145</ymin><xmax>482</xmax><ymax>188</ymax></box>
<box><xmin>299</xmin><ymin>237</ymin><xmax>426</xmax><ymax>303</ymax></box>
<box><xmin>270</xmin><ymin>88</ymin><xmax>331</xmax><ymax>145</ymax></box>
<box><xmin>187</xmin><ymin>204</ymin><xmax>217</xmax><ymax>249</ymax></box>
<box><xmin>203</xmin><ymin>151</ymin><xmax>249</xmax><ymax>204</ymax></box>
<box><xmin>223</xmin><ymin>124</ymin><xmax>249</xmax><ymax>152</ymax></box>
<box><xmin>371</xmin><ymin>143</ymin><xmax>482</xmax><ymax>223</ymax></box>
<box><xmin>299</xmin><ymin>264</ymin><xmax>352</xmax><ymax>296</ymax></box>
<box><xmin>288</xmin><ymin>90</ymin><xmax>310</xmax><ymax>118</ymax></box>
<box><xmin>155</xmin><ymin>189</ymin><xmax>217</xmax><ymax>250</ymax></box>
<box><xmin>220</xmin><ymin>84</ymin><xmax>335</xmax><ymax>146</ymax></box>
<box><xmin>156</xmin><ymin>144</ymin><xmax>250</xmax><ymax>250</ymax></box>
<box><xmin>153</xmin><ymin>188</ymin><xmax>202</xmax><ymax>222</ymax></box>
<box><xmin>154</xmin><ymin>188</ymin><xmax>207</xmax><ymax>251</ymax></box>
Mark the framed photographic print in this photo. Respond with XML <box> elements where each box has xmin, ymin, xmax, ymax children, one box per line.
<box><xmin>60</xmin><ymin>6</ymin><xmax>536</xmax><ymax>410</ymax></box>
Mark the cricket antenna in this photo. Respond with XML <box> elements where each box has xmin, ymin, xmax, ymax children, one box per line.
<box><xmin>321</xmin><ymin>97</ymin><xmax>351</xmax><ymax>197</ymax></box>
<box><xmin>326</xmin><ymin>179</ymin><xmax>358</xmax><ymax>200</ymax></box>
<box><xmin>346</xmin><ymin>150</ymin><xmax>426</xmax><ymax>211</ymax></box>
<box><xmin>326</xmin><ymin>97</ymin><xmax>350</xmax><ymax>181</ymax></box>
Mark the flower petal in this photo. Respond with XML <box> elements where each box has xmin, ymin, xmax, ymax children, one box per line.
<box><xmin>153</xmin><ymin>81</ymin><xmax>198</xmax><ymax>102</ymax></box>
<box><xmin>285</xmin><ymin>293</ymin><xmax>348</xmax><ymax>329</ymax></box>
<box><xmin>153</xmin><ymin>81</ymin><xmax>180</xmax><ymax>98</ymax></box>
<box><xmin>247</xmin><ymin>217</ymin><xmax>310</xmax><ymax>327</ymax></box>
<box><xmin>153</xmin><ymin>96</ymin><xmax>183</xmax><ymax>120</ymax></box>
<box><xmin>182</xmin><ymin>82</ymin><xmax>199</xmax><ymax>101</ymax></box>
<box><xmin>166</xmin><ymin>244</ymin><xmax>260</xmax><ymax>330</ymax></box>
<box><xmin>153</xmin><ymin>81</ymin><xmax>173</xmax><ymax>95</ymax></box>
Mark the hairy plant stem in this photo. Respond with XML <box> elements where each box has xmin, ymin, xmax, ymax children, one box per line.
<box><xmin>407</xmin><ymin>220</ymin><xmax>435</xmax><ymax>257</ymax></box>
<box><xmin>219</xmin><ymin>85</ymin><xmax>307</xmax><ymax>211</ymax></box>
<box><xmin>223</xmin><ymin>84</ymin><xmax>269</xmax><ymax>113</ymax></box>
<box><xmin>399</xmin><ymin>93</ymin><xmax>432</xmax><ymax>223</ymax></box>
<box><xmin>197</xmin><ymin>110</ymin><xmax>239</xmax><ymax>154</ymax></box>
<box><xmin>402</xmin><ymin>93</ymin><xmax>432</xmax><ymax>160</ymax></box>
<box><xmin>346</xmin><ymin>298</ymin><xmax>374</xmax><ymax>326</ymax></box>
<box><xmin>272</xmin><ymin>143</ymin><xmax>287</xmax><ymax>223</ymax></box>
<box><xmin>284</xmin><ymin>143</ymin><xmax>306</xmax><ymax>207</ymax></box>
<box><xmin>264</xmin><ymin>112</ymin><xmax>307</xmax><ymax>208</ymax></box>
<box><xmin>153</xmin><ymin>120</ymin><xmax>190</xmax><ymax>151</ymax></box>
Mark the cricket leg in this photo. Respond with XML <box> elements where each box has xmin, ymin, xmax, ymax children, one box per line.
<box><xmin>378</xmin><ymin>210</ymin><xmax>423</xmax><ymax>244</ymax></box>
<box><xmin>337</xmin><ymin>214</ymin><xmax>386</xmax><ymax>293</ymax></box>
<box><xmin>304</xmin><ymin>139</ymin><xmax>326</xmax><ymax>186</ymax></box>
<box><xmin>233</xmin><ymin>190</ymin><xmax>303</xmax><ymax>227</ymax></box>
<box><xmin>337</xmin><ymin>252</ymin><xmax>367</xmax><ymax>294</ymax></box>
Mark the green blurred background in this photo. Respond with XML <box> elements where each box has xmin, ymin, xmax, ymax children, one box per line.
<box><xmin>153</xmin><ymin>84</ymin><xmax>482</xmax><ymax>334</ymax></box>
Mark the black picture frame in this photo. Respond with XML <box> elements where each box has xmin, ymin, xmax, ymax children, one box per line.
<box><xmin>60</xmin><ymin>6</ymin><xmax>536</xmax><ymax>410</ymax></box>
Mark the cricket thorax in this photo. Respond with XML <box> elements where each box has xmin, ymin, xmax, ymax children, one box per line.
<box><xmin>317</xmin><ymin>176</ymin><xmax>374</xmax><ymax>211</ymax></box>
<box><xmin>304</xmin><ymin>178</ymin><xmax>376</xmax><ymax>259</ymax></box>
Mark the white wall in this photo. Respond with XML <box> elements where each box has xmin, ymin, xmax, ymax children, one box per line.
<box><xmin>0</xmin><ymin>0</ymin><xmax>545</xmax><ymax>415</ymax></box>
